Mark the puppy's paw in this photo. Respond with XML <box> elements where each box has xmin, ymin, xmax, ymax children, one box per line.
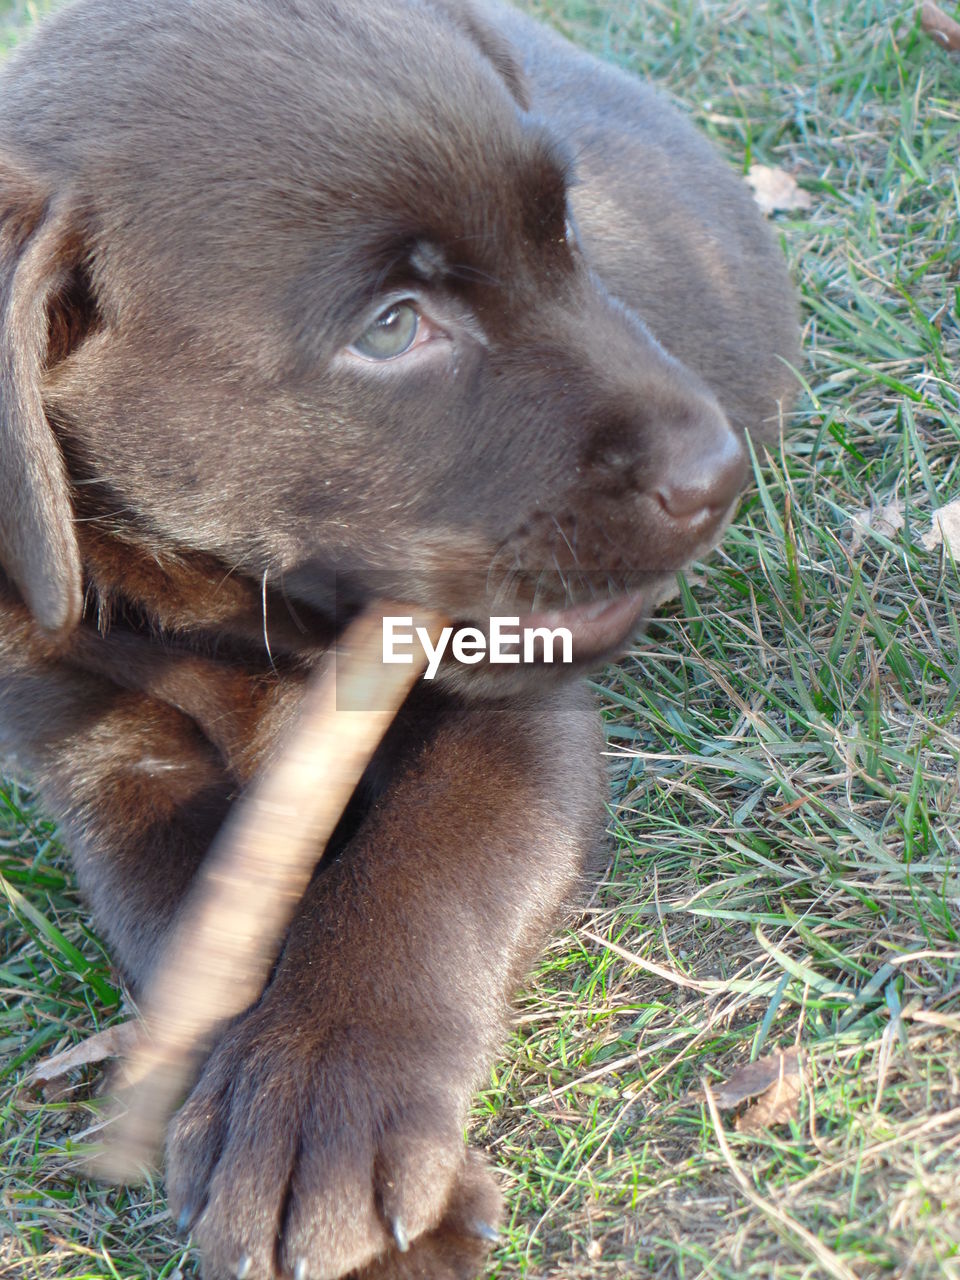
<box><xmin>352</xmin><ymin>1151</ymin><xmax>502</xmax><ymax>1280</ymax></box>
<box><xmin>166</xmin><ymin>1004</ymin><xmax>487</xmax><ymax>1279</ymax></box>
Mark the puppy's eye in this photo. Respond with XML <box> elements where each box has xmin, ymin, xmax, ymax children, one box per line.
<box><xmin>351</xmin><ymin>303</ymin><xmax>420</xmax><ymax>361</ymax></box>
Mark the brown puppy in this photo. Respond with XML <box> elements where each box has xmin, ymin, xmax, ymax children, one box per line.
<box><xmin>0</xmin><ymin>2</ymin><xmax>799</xmax><ymax>1277</ymax></box>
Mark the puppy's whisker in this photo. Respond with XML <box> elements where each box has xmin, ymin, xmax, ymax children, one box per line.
<box><xmin>554</xmin><ymin>561</ymin><xmax>573</xmax><ymax>606</ymax></box>
<box><xmin>550</xmin><ymin>516</ymin><xmax>581</xmax><ymax>573</ymax></box>
<box><xmin>276</xmin><ymin>572</ymin><xmax>309</xmax><ymax>636</ymax></box>
<box><xmin>485</xmin><ymin>545</ymin><xmax>522</xmax><ymax>610</ymax></box>
<box><xmin>261</xmin><ymin>569</ymin><xmax>277</xmax><ymax>672</ymax></box>
<box><xmin>215</xmin><ymin>561</ymin><xmax>244</xmax><ymax>592</ymax></box>
<box><xmin>72</xmin><ymin>512</ymin><xmax>126</xmax><ymax>524</ymax></box>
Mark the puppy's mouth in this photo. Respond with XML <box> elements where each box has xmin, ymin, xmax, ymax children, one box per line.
<box><xmin>500</xmin><ymin>593</ymin><xmax>648</xmax><ymax>663</ymax></box>
<box><xmin>448</xmin><ymin>589</ymin><xmax>650</xmax><ymax>677</ymax></box>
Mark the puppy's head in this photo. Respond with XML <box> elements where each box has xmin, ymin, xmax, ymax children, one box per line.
<box><xmin>0</xmin><ymin>0</ymin><xmax>747</xmax><ymax>680</ymax></box>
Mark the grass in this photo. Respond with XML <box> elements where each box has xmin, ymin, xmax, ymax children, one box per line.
<box><xmin>2</xmin><ymin>0</ymin><xmax>960</xmax><ymax>1277</ymax></box>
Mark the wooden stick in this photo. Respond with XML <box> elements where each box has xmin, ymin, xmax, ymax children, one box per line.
<box><xmin>91</xmin><ymin>603</ymin><xmax>443</xmax><ymax>1183</ymax></box>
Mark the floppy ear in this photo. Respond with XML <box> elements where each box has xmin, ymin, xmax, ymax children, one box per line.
<box><xmin>0</xmin><ymin>160</ymin><xmax>83</xmax><ymax>635</ymax></box>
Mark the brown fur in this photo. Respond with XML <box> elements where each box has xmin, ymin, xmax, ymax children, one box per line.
<box><xmin>0</xmin><ymin>2</ymin><xmax>799</xmax><ymax>1276</ymax></box>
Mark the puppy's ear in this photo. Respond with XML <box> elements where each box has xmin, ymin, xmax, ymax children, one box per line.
<box><xmin>425</xmin><ymin>0</ymin><xmax>531</xmax><ymax>110</ymax></box>
<box><xmin>0</xmin><ymin>159</ymin><xmax>84</xmax><ymax>635</ymax></box>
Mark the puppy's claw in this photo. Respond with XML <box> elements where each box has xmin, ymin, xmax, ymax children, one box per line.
<box><xmin>294</xmin><ymin>1259</ymin><xmax>308</xmax><ymax>1280</ymax></box>
<box><xmin>235</xmin><ymin>1257</ymin><xmax>252</xmax><ymax>1280</ymax></box>
<box><xmin>469</xmin><ymin>1219</ymin><xmax>501</xmax><ymax>1244</ymax></box>
<box><xmin>176</xmin><ymin>1206</ymin><xmax>195</xmax><ymax>1234</ymax></box>
<box><xmin>391</xmin><ymin>1217</ymin><xmax>410</xmax><ymax>1253</ymax></box>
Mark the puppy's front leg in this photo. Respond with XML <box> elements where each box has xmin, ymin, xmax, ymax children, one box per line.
<box><xmin>166</xmin><ymin>685</ymin><xmax>604</xmax><ymax>1280</ymax></box>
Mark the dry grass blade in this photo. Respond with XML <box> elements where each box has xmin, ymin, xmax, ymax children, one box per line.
<box><xmin>580</xmin><ymin>927</ymin><xmax>726</xmax><ymax>992</ymax></box>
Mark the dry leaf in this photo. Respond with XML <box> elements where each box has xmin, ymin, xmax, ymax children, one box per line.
<box><xmin>28</xmin><ymin>1021</ymin><xmax>142</xmax><ymax>1099</ymax></box>
<box><xmin>736</xmin><ymin>1068</ymin><xmax>802</xmax><ymax>1134</ymax></box>
<box><xmin>709</xmin><ymin>1048</ymin><xmax>801</xmax><ymax>1109</ymax></box>
<box><xmin>920</xmin><ymin>499</ymin><xmax>960</xmax><ymax>555</ymax></box>
<box><xmin>921</xmin><ymin>1</ymin><xmax>960</xmax><ymax>52</ymax></box>
<box><xmin>651</xmin><ymin>571</ymin><xmax>706</xmax><ymax>610</ymax></box>
<box><xmin>745</xmin><ymin>165</ymin><xmax>812</xmax><ymax>216</ymax></box>
<box><xmin>848</xmin><ymin>498</ymin><xmax>904</xmax><ymax>554</ymax></box>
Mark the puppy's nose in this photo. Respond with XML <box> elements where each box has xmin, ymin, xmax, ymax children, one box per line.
<box><xmin>654</xmin><ymin>418</ymin><xmax>748</xmax><ymax>525</ymax></box>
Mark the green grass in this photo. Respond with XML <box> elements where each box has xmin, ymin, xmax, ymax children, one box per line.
<box><xmin>3</xmin><ymin>1</ymin><xmax>960</xmax><ymax>1278</ymax></box>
